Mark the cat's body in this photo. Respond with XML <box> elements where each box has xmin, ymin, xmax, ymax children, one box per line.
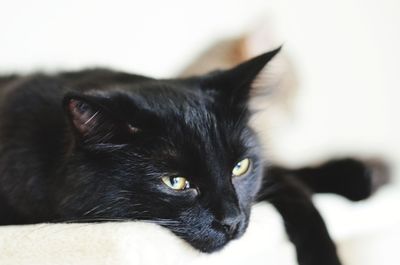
<box><xmin>0</xmin><ymin>70</ymin><xmax>151</xmax><ymax>224</ymax></box>
<box><xmin>0</xmin><ymin>50</ymin><xmax>387</xmax><ymax>265</ymax></box>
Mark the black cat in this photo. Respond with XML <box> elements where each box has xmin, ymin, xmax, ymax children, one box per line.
<box><xmin>0</xmin><ymin>48</ymin><xmax>387</xmax><ymax>265</ymax></box>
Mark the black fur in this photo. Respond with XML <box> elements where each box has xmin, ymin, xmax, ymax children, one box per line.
<box><xmin>0</xmin><ymin>49</ymin><xmax>387</xmax><ymax>264</ymax></box>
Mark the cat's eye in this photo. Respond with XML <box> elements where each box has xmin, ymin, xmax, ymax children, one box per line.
<box><xmin>232</xmin><ymin>158</ymin><xmax>251</xmax><ymax>177</ymax></box>
<box><xmin>161</xmin><ymin>176</ymin><xmax>191</xmax><ymax>190</ymax></box>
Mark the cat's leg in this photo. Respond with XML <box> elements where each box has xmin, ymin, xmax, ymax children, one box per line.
<box><xmin>271</xmin><ymin>158</ymin><xmax>390</xmax><ymax>201</ymax></box>
<box><xmin>257</xmin><ymin>170</ymin><xmax>342</xmax><ymax>265</ymax></box>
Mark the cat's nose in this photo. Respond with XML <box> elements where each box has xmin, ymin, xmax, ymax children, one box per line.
<box><xmin>220</xmin><ymin>215</ymin><xmax>242</xmax><ymax>239</ymax></box>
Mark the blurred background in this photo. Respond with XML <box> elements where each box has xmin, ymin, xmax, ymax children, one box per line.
<box><xmin>0</xmin><ymin>0</ymin><xmax>399</xmax><ymax>264</ymax></box>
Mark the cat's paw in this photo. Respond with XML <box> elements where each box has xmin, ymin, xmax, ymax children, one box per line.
<box><xmin>323</xmin><ymin>158</ymin><xmax>390</xmax><ymax>201</ymax></box>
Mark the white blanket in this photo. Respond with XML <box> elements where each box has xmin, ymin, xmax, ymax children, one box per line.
<box><xmin>1</xmin><ymin>187</ymin><xmax>399</xmax><ymax>265</ymax></box>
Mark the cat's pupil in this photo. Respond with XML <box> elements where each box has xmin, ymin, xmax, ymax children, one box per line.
<box><xmin>170</xmin><ymin>177</ymin><xmax>190</xmax><ymax>189</ymax></box>
<box><xmin>171</xmin><ymin>177</ymin><xmax>178</xmax><ymax>185</ymax></box>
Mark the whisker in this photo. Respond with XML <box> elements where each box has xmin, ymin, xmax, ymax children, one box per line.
<box><xmin>83</xmin><ymin>204</ymin><xmax>103</xmax><ymax>216</ymax></box>
<box><xmin>60</xmin><ymin>218</ymin><xmax>132</xmax><ymax>223</ymax></box>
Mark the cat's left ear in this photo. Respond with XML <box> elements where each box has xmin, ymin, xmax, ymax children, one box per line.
<box><xmin>202</xmin><ymin>47</ymin><xmax>281</xmax><ymax>107</ymax></box>
<box><xmin>63</xmin><ymin>93</ymin><xmax>136</xmax><ymax>145</ymax></box>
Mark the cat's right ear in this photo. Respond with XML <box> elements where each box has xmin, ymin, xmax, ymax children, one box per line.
<box><xmin>63</xmin><ymin>93</ymin><xmax>136</xmax><ymax>145</ymax></box>
<box><xmin>200</xmin><ymin>47</ymin><xmax>282</xmax><ymax>108</ymax></box>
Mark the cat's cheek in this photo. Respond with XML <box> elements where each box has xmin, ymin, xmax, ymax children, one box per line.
<box><xmin>156</xmin><ymin>186</ymin><xmax>199</xmax><ymax>204</ymax></box>
<box><xmin>232</xmin><ymin>178</ymin><xmax>259</xmax><ymax>206</ymax></box>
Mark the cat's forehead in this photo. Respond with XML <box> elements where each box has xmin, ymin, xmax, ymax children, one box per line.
<box><xmin>135</xmin><ymin>80</ymin><xmax>212</xmax><ymax>105</ymax></box>
<box><xmin>129</xmin><ymin>81</ymin><xmax>218</xmax><ymax>124</ymax></box>
<box><xmin>134</xmin><ymin>81</ymin><xmax>250</xmax><ymax>147</ymax></box>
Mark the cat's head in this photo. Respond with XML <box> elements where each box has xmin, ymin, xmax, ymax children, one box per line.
<box><xmin>59</xmin><ymin>48</ymin><xmax>280</xmax><ymax>252</ymax></box>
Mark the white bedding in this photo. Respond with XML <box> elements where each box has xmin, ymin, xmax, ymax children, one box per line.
<box><xmin>1</xmin><ymin>186</ymin><xmax>399</xmax><ymax>265</ymax></box>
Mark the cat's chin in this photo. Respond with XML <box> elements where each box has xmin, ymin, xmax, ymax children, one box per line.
<box><xmin>187</xmin><ymin>226</ymin><xmax>247</xmax><ymax>253</ymax></box>
<box><xmin>191</xmin><ymin>237</ymin><xmax>230</xmax><ymax>253</ymax></box>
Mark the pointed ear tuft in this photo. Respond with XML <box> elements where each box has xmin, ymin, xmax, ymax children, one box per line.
<box><xmin>228</xmin><ymin>46</ymin><xmax>282</xmax><ymax>88</ymax></box>
<box><xmin>202</xmin><ymin>46</ymin><xmax>282</xmax><ymax>106</ymax></box>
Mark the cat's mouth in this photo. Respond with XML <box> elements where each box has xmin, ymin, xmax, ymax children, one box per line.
<box><xmin>213</xmin><ymin>217</ymin><xmax>247</xmax><ymax>241</ymax></box>
<box><xmin>183</xmin><ymin>217</ymin><xmax>249</xmax><ymax>253</ymax></box>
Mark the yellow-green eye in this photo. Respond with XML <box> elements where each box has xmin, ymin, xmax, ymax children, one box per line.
<box><xmin>161</xmin><ymin>176</ymin><xmax>190</xmax><ymax>190</ymax></box>
<box><xmin>232</xmin><ymin>158</ymin><xmax>251</xmax><ymax>177</ymax></box>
